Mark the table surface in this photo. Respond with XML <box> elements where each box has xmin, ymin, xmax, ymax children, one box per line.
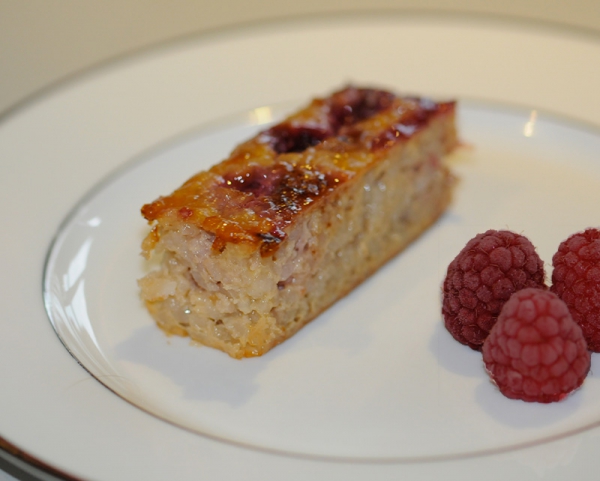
<box><xmin>1</xmin><ymin>1</ymin><xmax>600</xmax><ymax>479</ymax></box>
<box><xmin>1</xmin><ymin>0</ymin><xmax>600</xmax><ymax>116</ymax></box>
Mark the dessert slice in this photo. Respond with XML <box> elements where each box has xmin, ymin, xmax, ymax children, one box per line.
<box><xmin>139</xmin><ymin>86</ymin><xmax>458</xmax><ymax>358</ymax></box>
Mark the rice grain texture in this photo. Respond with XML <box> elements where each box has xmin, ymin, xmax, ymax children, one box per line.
<box><xmin>139</xmin><ymin>86</ymin><xmax>458</xmax><ymax>358</ymax></box>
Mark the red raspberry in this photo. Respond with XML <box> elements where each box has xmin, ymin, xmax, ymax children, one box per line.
<box><xmin>482</xmin><ymin>288</ymin><xmax>590</xmax><ymax>403</ymax></box>
<box><xmin>442</xmin><ymin>230</ymin><xmax>546</xmax><ymax>350</ymax></box>
<box><xmin>551</xmin><ymin>228</ymin><xmax>600</xmax><ymax>351</ymax></box>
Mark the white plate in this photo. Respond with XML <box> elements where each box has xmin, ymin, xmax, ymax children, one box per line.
<box><xmin>43</xmin><ymin>100</ymin><xmax>600</xmax><ymax>463</ymax></box>
<box><xmin>3</xmin><ymin>12</ymin><xmax>600</xmax><ymax>481</ymax></box>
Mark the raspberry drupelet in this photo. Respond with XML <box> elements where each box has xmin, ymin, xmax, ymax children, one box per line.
<box><xmin>442</xmin><ymin>230</ymin><xmax>546</xmax><ymax>350</ymax></box>
<box><xmin>551</xmin><ymin>228</ymin><xmax>600</xmax><ymax>351</ymax></box>
<box><xmin>482</xmin><ymin>288</ymin><xmax>590</xmax><ymax>403</ymax></box>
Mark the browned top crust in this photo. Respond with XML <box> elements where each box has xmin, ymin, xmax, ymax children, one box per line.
<box><xmin>141</xmin><ymin>86</ymin><xmax>456</xmax><ymax>256</ymax></box>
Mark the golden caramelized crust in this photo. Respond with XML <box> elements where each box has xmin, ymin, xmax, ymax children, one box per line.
<box><xmin>141</xmin><ymin>86</ymin><xmax>456</xmax><ymax>256</ymax></box>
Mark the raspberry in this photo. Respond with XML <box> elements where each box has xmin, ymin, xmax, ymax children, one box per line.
<box><xmin>551</xmin><ymin>228</ymin><xmax>600</xmax><ymax>351</ymax></box>
<box><xmin>482</xmin><ymin>288</ymin><xmax>590</xmax><ymax>403</ymax></box>
<box><xmin>442</xmin><ymin>230</ymin><xmax>546</xmax><ymax>350</ymax></box>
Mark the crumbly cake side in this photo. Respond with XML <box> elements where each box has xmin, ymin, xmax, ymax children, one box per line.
<box><xmin>139</xmin><ymin>86</ymin><xmax>458</xmax><ymax>358</ymax></box>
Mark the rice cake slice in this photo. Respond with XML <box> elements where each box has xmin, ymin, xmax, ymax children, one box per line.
<box><xmin>139</xmin><ymin>86</ymin><xmax>458</xmax><ymax>358</ymax></box>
